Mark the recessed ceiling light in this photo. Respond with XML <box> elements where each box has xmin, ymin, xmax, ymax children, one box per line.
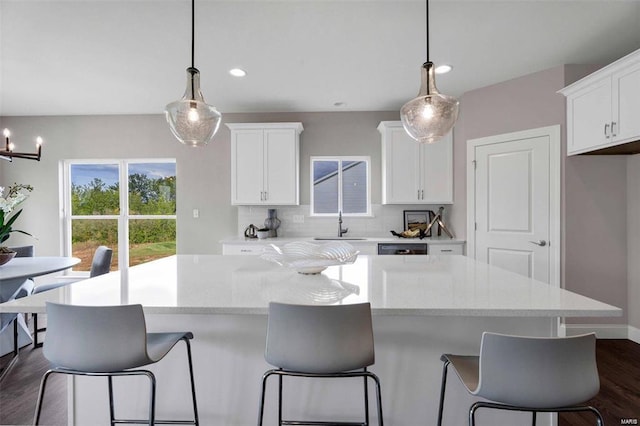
<box><xmin>435</xmin><ymin>64</ymin><xmax>453</xmax><ymax>74</ymax></box>
<box><xmin>229</xmin><ymin>68</ymin><xmax>247</xmax><ymax>77</ymax></box>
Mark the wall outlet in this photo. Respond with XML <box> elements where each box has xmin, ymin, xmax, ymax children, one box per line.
<box><xmin>293</xmin><ymin>214</ymin><xmax>304</xmax><ymax>224</ymax></box>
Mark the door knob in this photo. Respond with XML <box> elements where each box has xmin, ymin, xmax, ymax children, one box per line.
<box><xmin>529</xmin><ymin>240</ymin><xmax>547</xmax><ymax>247</ymax></box>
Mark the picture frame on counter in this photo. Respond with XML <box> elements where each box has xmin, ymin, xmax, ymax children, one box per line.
<box><xmin>403</xmin><ymin>210</ymin><xmax>435</xmax><ymax>237</ymax></box>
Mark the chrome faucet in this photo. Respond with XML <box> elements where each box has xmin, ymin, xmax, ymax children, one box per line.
<box><xmin>338</xmin><ymin>210</ymin><xmax>348</xmax><ymax>237</ymax></box>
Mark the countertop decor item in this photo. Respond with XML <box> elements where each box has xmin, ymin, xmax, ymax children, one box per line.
<box><xmin>1</xmin><ymin>129</ymin><xmax>43</xmax><ymax>162</ymax></box>
<box><xmin>165</xmin><ymin>0</ymin><xmax>221</xmax><ymax>147</ymax></box>
<box><xmin>400</xmin><ymin>0</ymin><xmax>459</xmax><ymax>143</ymax></box>
<box><xmin>244</xmin><ymin>224</ymin><xmax>258</xmax><ymax>238</ymax></box>
<box><xmin>264</xmin><ymin>209</ymin><xmax>281</xmax><ymax>238</ymax></box>
<box><xmin>261</xmin><ymin>241</ymin><xmax>359</xmax><ymax>275</ymax></box>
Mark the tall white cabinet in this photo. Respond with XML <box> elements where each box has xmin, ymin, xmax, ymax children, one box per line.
<box><xmin>227</xmin><ymin>122</ymin><xmax>303</xmax><ymax>205</ymax></box>
<box><xmin>560</xmin><ymin>48</ymin><xmax>640</xmax><ymax>155</ymax></box>
<box><xmin>378</xmin><ymin>121</ymin><xmax>453</xmax><ymax>204</ymax></box>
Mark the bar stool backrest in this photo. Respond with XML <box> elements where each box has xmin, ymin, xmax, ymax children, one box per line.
<box><xmin>44</xmin><ymin>302</ymin><xmax>150</xmax><ymax>373</ymax></box>
<box><xmin>89</xmin><ymin>246</ymin><xmax>113</xmax><ymax>277</ymax></box>
<box><xmin>265</xmin><ymin>302</ymin><xmax>374</xmax><ymax>374</ymax></box>
<box><xmin>476</xmin><ymin>332</ymin><xmax>599</xmax><ymax>408</ymax></box>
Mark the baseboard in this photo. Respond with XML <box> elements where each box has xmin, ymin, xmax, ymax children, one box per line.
<box><xmin>561</xmin><ymin>323</ymin><xmax>629</xmax><ymax>339</ymax></box>
<box><xmin>629</xmin><ymin>325</ymin><xmax>640</xmax><ymax>344</ymax></box>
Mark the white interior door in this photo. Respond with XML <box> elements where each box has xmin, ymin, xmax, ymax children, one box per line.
<box><xmin>467</xmin><ymin>126</ymin><xmax>560</xmax><ymax>286</ymax></box>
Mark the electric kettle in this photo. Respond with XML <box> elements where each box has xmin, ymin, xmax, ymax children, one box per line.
<box><xmin>244</xmin><ymin>224</ymin><xmax>258</xmax><ymax>238</ymax></box>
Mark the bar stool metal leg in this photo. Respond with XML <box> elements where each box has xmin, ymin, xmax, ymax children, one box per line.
<box><xmin>182</xmin><ymin>337</ymin><xmax>200</xmax><ymax>426</ymax></box>
<box><xmin>364</xmin><ymin>373</ymin><xmax>370</xmax><ymax>426</ymax></box>
<box><xmin>108</xmin><ymin>375</ymin><xmax>115</xmax><ymax>426</ymax></box>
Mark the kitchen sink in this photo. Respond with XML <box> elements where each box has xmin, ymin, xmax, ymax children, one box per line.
<box><xmin>313</xmin><ymin>237</ymin><xmax>367</xmax><ymax>241</ymax></box>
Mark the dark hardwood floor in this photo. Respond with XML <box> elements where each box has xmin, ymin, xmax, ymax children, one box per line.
<box><xmin>559</xmin><ymin>339</ymin><xmax>640</xmax><ymax>426</ymax></box>
<box><xmin>0</xmin><ymin>344</ymin><xmax>66</xmax><ymax>426</ymax></box>
<box><xmin>1</xmin><ymin>338</ymin><xmax>639</xmax><ymax>425</ymax></box>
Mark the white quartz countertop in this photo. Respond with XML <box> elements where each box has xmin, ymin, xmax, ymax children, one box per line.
<box><xmin>1</xmin><ymin>255</ymin><xmax>621</xmax><ymax>318</ymax></box>
<box><xmin>220</xmin><ymin>236</ymin><xmax>465</xmax><ymax>245</ymax></box>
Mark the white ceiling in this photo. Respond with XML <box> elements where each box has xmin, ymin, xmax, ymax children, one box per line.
<box><xmin>1</xmin><ymin>0</ymin><xmax>639</xmax><ymax>116</ymax></box>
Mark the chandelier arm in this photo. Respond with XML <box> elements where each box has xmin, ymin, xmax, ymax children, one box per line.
<box><xmin>1</xmin><ymin>132</ymin><xmax>42</xmax><ymax>162</ymax></box>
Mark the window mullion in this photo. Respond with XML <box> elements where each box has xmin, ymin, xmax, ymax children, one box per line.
<box><xmin>119</xmin><ymin>161</ymin><xmax>129</xmax><ymax>303</ymax></box>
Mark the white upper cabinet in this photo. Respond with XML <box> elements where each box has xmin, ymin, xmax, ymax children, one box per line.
<box><xmin>227</xmin><ymin>123</ymin><xmax>303</xmax><ymax>205</ymax></box>
<box><xmin>378</xmin><ymin>121</ymin><xmax>453</xmax><ymax>204</ymax></box>
<box><xmin>560</xmin><ymin>49</ymin><xmax>640</xmax><ymax>155</ymax></box>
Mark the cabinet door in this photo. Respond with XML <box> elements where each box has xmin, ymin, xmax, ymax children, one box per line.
<box><xmin>264</xmin><ymin>129</ymin><xmax>299</xmax><ymax>205</ymax></box>
<box><xmin>613</xmin><ymin>61</ymin><xmax>640</xmax><ymax>143</ymax></box>
<box><xmin>421</xmin><ymin>131</ymin><xmax>453</xmax><ymax>203</ymax></box>
<box><xmin>381</xmin><ymin>126</ymin><xmax>421</xmax><ymax>204</ymax></box>
<box><xmin>231</xmin><ymin>130</ymin><xmax>264</xmax><ymax>205</ymax></box>
<box><xmin>566</xmin><ymin>78</ymin><xmax>612</xmax><ymax>154</ymax></box>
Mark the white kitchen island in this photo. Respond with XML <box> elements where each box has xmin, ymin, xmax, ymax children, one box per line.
<box><xmin>1</xmin><ymin>255</ymin><xmax>621</xmax><ymax>426</ymax></box>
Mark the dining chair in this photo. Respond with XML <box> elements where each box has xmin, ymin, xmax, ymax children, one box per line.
<box><xmin>34</xmin><ymin>302</ymin><xmax>199</xmax><ymax>426</ymax></box>
<box><xmin>437</xmin><ymin>332</ymin><xmax>603</xmax><ymax>426</ymax></box>
<box><xmin>0</xmin><ymin>245</ymin><xmax>36</xmax><ymax>382</ymax></box>
<box><xmin>258</xmin><ymin>302</ymin><xmax>384</xmax><ymax>426</ymax></box>
<box><xmin>0</xmin><ymin>279</ymin><xmax>34</xmax><ymax>382</ymax></box>
<box><xmin>32</xmin><ymin>245</ymin><xmax>113</xmax><ymax>347</ymax></box>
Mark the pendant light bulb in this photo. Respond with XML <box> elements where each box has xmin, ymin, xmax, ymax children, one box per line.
<box><xmin>400</xmin><ymin>0</ymin><xmax>459</xmax><ymax>144</ymax></box>
<box><xmin>401</xmin><ymin>62</ymin><xmax>459</xmax><ymax>144</ymax></box>
<box><xmin>165</xmin><ymin>0</ymin><xmax>221</xmax><ymax>147</ymax></box>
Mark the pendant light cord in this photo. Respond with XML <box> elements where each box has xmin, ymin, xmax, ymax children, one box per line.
<box><xmin>425</xmin><ymin>0</ymin><xmax>430</xmax><ymax>62</ymax></box>
<box><xmin>191</xmin><ymin>0</ymin><xmax>195</xmax><ymax>69</ymax></box>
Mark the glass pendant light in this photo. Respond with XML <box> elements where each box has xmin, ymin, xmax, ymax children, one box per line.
<box><xmin>400</xmin><ymin>0</ymin><xmax>459</xmax><ymax>144</ymax></box>
<box><xmin>165</xmin><ymin>0</ymin><xmax>221</xmax><ymax>147</ymax></box>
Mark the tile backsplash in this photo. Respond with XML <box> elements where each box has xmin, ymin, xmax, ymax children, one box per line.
<box><xmin>236</xmin><ymin>204</ymin><xmax>453</xmax><ymax>238</ymax></box>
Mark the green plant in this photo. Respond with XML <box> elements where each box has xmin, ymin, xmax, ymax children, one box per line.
<box><xmin>0</xmin><ymin>183</ymin><xmax>33</xmax><ymax>247</ymax></box>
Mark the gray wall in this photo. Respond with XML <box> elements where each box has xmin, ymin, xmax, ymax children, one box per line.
<box><xmin>454</xmin><ymin>64</ymin><xmax>628</xmax><ymax>325</ymax></box>
<box><xmin>0</xmin><ymin>111</ymin><xmax>401</xmax><ymax>257</ymax></box>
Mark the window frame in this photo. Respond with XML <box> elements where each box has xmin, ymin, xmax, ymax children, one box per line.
<box><xmin>309</xmin><ymin>156</ymin><xmax>372</xmax><ymax>217</ymax></box>
<box><xmin>61</xmin><ymin>158</ymin><xmax>177</xmax><ymax>275</ymax></box>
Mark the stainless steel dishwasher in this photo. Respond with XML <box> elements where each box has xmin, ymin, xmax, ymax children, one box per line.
<box><xmin>377</xmin><ymin>243</ymin><xmax>428</xmax><ymax>255</ymax></box>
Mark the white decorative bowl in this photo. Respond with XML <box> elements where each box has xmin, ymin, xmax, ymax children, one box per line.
<box><xmin>261</xmin><ymin>241</ymin><xmax>359</xmax><ymax>274</ymax></box>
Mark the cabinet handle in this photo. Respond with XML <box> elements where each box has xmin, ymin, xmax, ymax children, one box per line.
<box><xmin>264</xmin><ymin>191</ymin><xmax>268</xmax><ymax>201</ymax></box>
<box><xmin>604</xmin><ymin>123</ymin><xmax>610</xmax><ymax>138</ymax></box>
<box><xmin>417</xmin><ymin>190</ymin><xmax>420</xmax><ymax>200</ymax></box>
<box><xmin>440</xmin><ymin>249</ymin><xmax>453</xmax><ymax>252</ymax></box>
<box><xmin>260</xmin><ymin>192</ymin><xmax>263</xmax><ymax>201</ymax></box>
<box><xmin>421</xmin><ymin>189</ymin><xmax>424</xmax><ymax>200</ymax></box>
<box><xmin>611</xmin><ymin>121</ymin><xmax>617</xmax><ymax>137</ymax></box>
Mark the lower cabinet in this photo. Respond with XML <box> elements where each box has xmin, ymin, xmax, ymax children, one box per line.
<box><xmin>428</xmin><ymin>243</ymin><xmax>464</xmax><ymax>255</ymax></box>
<box><xmin>222</xmin><ymin>241</ymin><xmax>463</xmax><ymax>256</ymax></box>
<box><xmin>222</xmin><ymin>244</ymin><xmax>265</xmax><ymax>255</ymax></box>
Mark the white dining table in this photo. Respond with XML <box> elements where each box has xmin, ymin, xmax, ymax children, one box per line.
<box><xmin>0</xmin><ymin>256</ymin><xmax>80</xmax><ymax>356</ymax></box>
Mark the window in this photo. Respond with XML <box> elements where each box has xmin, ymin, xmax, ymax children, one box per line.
<box><xmin>310</xmin><ymin>156</ymin><xmax>370</xmax><ymax>216</ymax></box>
<box><xmin>63</xmin><ymin>159</ymin><xmax>176</xmax><ymax>272</ymax></box>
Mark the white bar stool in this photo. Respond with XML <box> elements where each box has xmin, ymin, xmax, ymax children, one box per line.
<box><xmin>437</xmin><ymin>332</ymin><xmax>603</xmax><ymax>426</ymax></box>
<box><xmin>258</xmin><ymin>302</ymin><xmax>384</xmax><ymax>426</ymax></box>
<box><xmin>34</xmin><ymin>302</ymin><xmax>199</xmax><ymax>426</ymax></box>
